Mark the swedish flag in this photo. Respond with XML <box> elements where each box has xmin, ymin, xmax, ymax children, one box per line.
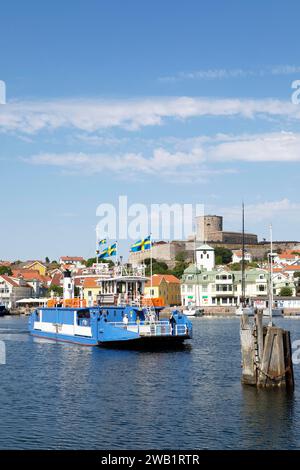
<box><xmin>130</xmin><ymin>236</ymin><xmax>151</xmax><ymax>252</ymax></box>
<box><xmin>98</xmin><ymin>239</ymin><xmax>107</xmax><ymax>246</ymax></box>
<box><xmin>98</xmin><ymin>242</ymin><xmax>117</xmax><ymax>259</ymax></box>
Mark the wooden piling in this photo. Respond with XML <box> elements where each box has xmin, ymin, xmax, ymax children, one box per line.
<box><xmin>240</xmin><ymin>313</ymin><xmax>294</xmax><ymax>389</ymax></box>
<box><xmin>240</xmin><ymin>314</ymin><xmax>256</xmax><ymax>385</ymax></box>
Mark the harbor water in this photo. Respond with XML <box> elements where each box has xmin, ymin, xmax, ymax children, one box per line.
<box><xmin>0</xmin><ymin>315</ymin><xmax>300</xmax><ymax>450</ymax></box>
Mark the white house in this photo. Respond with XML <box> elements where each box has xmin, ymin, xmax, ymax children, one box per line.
<box><xmin>59</xmin><ymin>256</ymin><xmax>85</xmax><ymax>270</ymax></box>
<box><xmin>232</xmin><ymin>250</ymin><xmax>252</xmax><ymax>264</ymax></box>
<box><xmin>0</xmin><ymin>275</ymin><xmax>33</xmax><ymax>309</ymax></box>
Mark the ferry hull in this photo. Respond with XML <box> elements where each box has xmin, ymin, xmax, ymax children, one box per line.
<box><xmin>99</xmin><ymin>335</ymin><xmax>190</xmax><ymax>349</ymax></box>
<box><xmin>31</xmin><ymin>330</ymin><xmax>98</xmax><ymax>346</ymax></box>
<box><xmin>31</xmin><ymin>330</ymin><xmax>191</xmax><ymax>349</ymax></box>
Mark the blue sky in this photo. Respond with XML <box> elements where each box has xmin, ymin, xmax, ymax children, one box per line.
<box><xmin>1</xmin><ymin>0</ymin><xmax>300</xmax><ymax>261</ymax></box>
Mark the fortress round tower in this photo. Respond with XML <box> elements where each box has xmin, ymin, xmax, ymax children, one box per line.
<box><xmin>196</xmin><ymin>215</ymin><xmax>223</xmax><ymax>242</ymax></box>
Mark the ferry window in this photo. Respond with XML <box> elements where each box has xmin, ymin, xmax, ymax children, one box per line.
<box><xmin>77</xmin><ymin>310</ymin><xmax>90</xmax><ymax>326</ymax></box>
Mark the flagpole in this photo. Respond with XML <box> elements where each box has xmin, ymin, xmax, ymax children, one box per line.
<box><xmin>96</xmin><ymin>228</ymin><xmax>99</xmax><ymax>267</ymax></box>
<box><xmin>150</xmin><ymin>233</ymin><xmax>153</xmax><ymax>297</ymax></box>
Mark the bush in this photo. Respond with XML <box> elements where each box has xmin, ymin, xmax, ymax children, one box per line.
<box><xmin>279</xmin><ymin>287</ymin><xmax>293</xmax><ymax>297</ymax></box>
<box><xmin>215</xmin><ymin>247</ymin><xmax>233</xmax><ymax>265</ymax></box>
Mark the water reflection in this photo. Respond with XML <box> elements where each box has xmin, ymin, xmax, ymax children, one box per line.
<box><xmin>241</xmin><ymin>386</ymin><xmax>295</xmax><ymax>449</ymax></box>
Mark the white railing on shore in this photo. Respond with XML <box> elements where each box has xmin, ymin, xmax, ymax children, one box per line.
<box><xmin>110</xmin><ymin>321</ymin><xmax>187</xmax><ymax>337</ymax></box>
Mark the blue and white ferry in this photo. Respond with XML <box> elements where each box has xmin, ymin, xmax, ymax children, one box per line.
<box><xmin>28</xmin><ymin>267</ymin><xmax>192</xmax><ymax>348</ymax></box>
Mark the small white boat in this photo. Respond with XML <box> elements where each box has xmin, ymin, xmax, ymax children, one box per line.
<box><xmin>183</xmin><ymin>307</ymin><xmax>204</xmax><ymax>317</ymax></box>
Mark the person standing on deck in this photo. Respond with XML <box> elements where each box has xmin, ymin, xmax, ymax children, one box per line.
<box><xmin>169</xmin><ymin>313</ymin><xmax>176</xmax><ymax>335</ymax></box>
<box><xmin>123</xmin><ymin>313</ymin><xmax>129</xmax><ymax>328</ymax></box>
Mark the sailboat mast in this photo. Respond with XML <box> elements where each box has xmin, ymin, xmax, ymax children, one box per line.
<box><xmin>269</xmin><ymin>224</ymin><xmax>273</xmax><ymax>325</ymax></box>
<box><xmin>241</xmin><ymin>202</ymin><xmax>245</xmax><ymax>306</ymax></box>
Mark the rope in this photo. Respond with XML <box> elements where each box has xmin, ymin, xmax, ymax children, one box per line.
<box><xmin>254</xmin><ymin>360</ymin><xmax>291</xmax><ymax>381</ymax></box>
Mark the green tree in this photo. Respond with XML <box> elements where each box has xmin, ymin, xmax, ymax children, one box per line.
<box><xmin>85</xmin><ymin>257</ymin><xmax>114</xmax><ymax>268</ymax></box>
<box><xmin>144</xmin><ymin>258</ymin><xmax>169</xmax><ymax>275</ymax></box>
<box><xmin>85</xmin><ymin>257</ymin><xmax>97</xmax><ymax>267</ymax></box>
<box><xmin>0</xmin><ymin>266</ymin><xmax>12</xmax><ymax>275</ymax></box>
<box><xmin>171</xmin><ymin>261</ymin><xmax>188</xmax><ymax>278</ymax></box>
<box><xmin>45</xmin><ymin>256</ymin><xmax>50</xmax><ymax>264</ymax></box>
<box><xmin>215</xmin><ymin>247</ymin><xmax>233</xmax><ymax>265</ymax></box>
<box><xmin>279</xmin><ymin>287</ymin><xmax>293</xmax><ymax>297</ymax></box>
<box><xmin>48</xmin><ymin>284</ymin><xmax>63</xmax><ymax>296</ymax></box>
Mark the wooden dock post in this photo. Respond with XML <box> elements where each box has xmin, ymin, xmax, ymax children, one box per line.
<box><xmin>240</xmin><ymin>313</ymin><xmax>294</xmax><ymax>389</ymax></box>
<box><xmin>240</xmin><ymin>313</ymin><xmax>256</xmax><ymax>385</ymax></box>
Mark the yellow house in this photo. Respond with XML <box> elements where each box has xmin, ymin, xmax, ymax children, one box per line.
<box><xmin>24</xmin><ymin>261</ymin><xmax>47</xmax><ymax>277</ymax></box>
<box><xmin>83</xmin><ymin>277</ymin><xmax>101</xmax><ymax>306</ymax></box>
<box><xmin>144</xmin><ymin>274</ymin><xmax>181</xmax><ymax>306</ymax></box>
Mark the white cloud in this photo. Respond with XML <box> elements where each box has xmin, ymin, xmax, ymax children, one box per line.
<box><xmin>1</xmin><ymin>96</ymin><xmax>300</xmax><ymax>134</ymax></box>
<box><xmin>24</xmin><ymin>131</ymin><xmax>300</xmax><ymax>182</ymax></box>
<box><xmin>159</xmin><ymin>65</ymin><xmax>300</xmax><ymax>82</ymax></box>
<box><xmin>161</xmin><ymin>131</ymin><xmax>300</xmax><ymax>163</ymax></box>
<box><xmin>217</xmin><ymin>199</ymin><xmax>300</xmax><ymax>224</ymax></box>
<box><xmin>210</xmin><ymin>132</ymin><xmax>300</xmax><ymax>162</ymax></box>
<box><xmin>25</xmin><ymin>147</ymin><xmax>236</xmax><ymax>182</ymax></box>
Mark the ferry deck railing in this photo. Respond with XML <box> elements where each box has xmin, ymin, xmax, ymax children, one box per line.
<box><xmin>110</xmin><ymin>321</ymin><xmax>188</xmax><ymax>337</ymax></box>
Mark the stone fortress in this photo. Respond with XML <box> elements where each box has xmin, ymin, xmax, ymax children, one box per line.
<box><xmin>128</xmin><ymin>214</ymin><xmax>300</xmax><ymax>268</ymax></box>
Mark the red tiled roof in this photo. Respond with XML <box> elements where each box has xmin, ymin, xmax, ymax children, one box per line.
<box><xmin>145</xmin><ymin>274</ymin><xmax>180</xmax><ymax>288</ymax></box>
<box><xmin>283</xmin><ymin>265</ymin><xmax>300</xmax><ymax>271</ymax></box>
<box><xmin>278</xmin><ymin>250</ymin><xmax>300</xmax><ymax>259</ymax></box>
<box><xmin>83</xmin><ymin>277</ymin><xmax>99</xmax><ymax>288</ymax></box>
<box><xmin>60</xmin><ymin>256</ymin><xmax>84</xmax><ymax>262</ymax></box>
<box><xmin>12</xmin><ymin>269</ymin><xmax>51</xmax><ymax>284</ymax></box>
<box><xmin>50</xmin><ymin>272</ymin><xmax>63</xmax><ymax>286</ymax></box>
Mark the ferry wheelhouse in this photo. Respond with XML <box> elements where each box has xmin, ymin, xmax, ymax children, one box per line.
<box><xmin>29</xmin><ymin>264</ymin><xmax>192</xmax><ymax>348</ymax></box>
